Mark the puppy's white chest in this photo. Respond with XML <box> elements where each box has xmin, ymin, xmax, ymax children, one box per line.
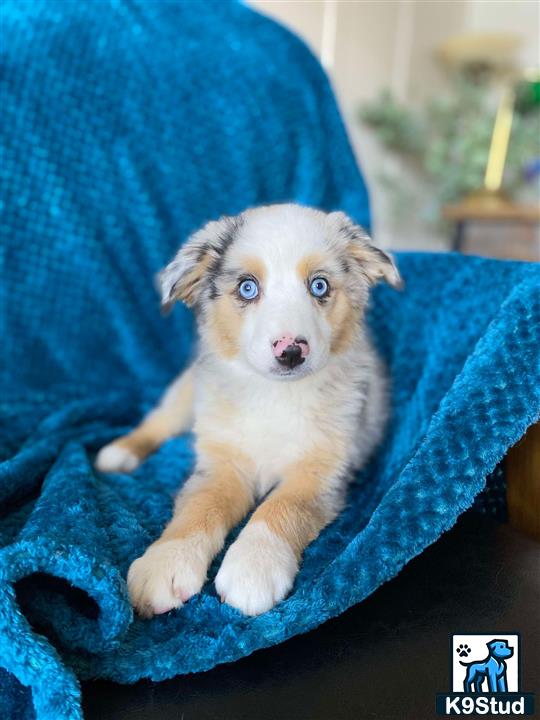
<box><xmin>196</xmin><ymin>378</ymin><xmax>327</xmax><ymax>493</ymax></box>
<box><xmin>235</xmin><ymin>401</ymin><xmax>311</xmax><ymax>465</ymax></box>
<box><xmin>234</xmin><ymin>392</ymin><xmax>314</xmax><ymax>461</ymax></box>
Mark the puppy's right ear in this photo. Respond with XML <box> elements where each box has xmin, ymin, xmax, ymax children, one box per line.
<box><xmin>158</xmin><ymin>214</ymin><xmax>242</xmax><ymax>311</ymax></box>
<box><xmin>327</xmin><ymin>211</ymin><xmax>402</xmax><ymax>290</ymax></box>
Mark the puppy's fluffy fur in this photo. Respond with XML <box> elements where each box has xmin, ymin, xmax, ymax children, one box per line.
<box><xmin>96</xmin><ymin>204</ymin><xmax>401</xmax><ymax>616</ymax></box>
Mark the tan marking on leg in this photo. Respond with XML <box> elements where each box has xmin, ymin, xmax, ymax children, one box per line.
<box><xmin>115</xmin><ymin>413</ymin><xmax>177</xmax><ymax>460</ymax></box>
<box><xmin>114</xmin><ymin>368</ymin><xmax>193</xmax><ymax>461</ymax></box>
<box><xmin>206</xmin><ymin>294</ymin><xmax>243</xmax><ymax>359</ymax></box>
<box><xmin>127</xmin><ymin>440</ymin><xmax>254</xmax><ymax>617</ymax></box>
<box><xmin>329</xmin><ymin>290</ymin><xmax>358</xmax><ymax>355</ymax></box>
<box><xmin>161</xmin><ymin>440</ymin><xmax>255</xmax><ymax>543</ymax></box>
<box><xmin>251</xmin><ymin>444</ymin><xmax>344</xmax><ymax>558</ymax></box>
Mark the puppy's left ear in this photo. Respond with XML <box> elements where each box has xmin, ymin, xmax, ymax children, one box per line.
<box><xmin>328</xmin><ymin>211</ymin><xmax>403</xmax><ymax>289</ymax></box>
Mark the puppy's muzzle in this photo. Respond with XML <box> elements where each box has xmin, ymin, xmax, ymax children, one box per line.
<box><xmin>272</xmin><ymin>335</ymin><xmax>310</xmax><ymax>370</ymax></box>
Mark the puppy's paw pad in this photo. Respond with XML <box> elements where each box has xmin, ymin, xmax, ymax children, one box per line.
<box><xmin>457</xmin><ymin>644</ymin><xmax>471</xmax><ymax>657</ymax></box>
<box><xmin>215</xmin><ymin>522</ymin><xmax>297</xmax><ymax>616</ymax></box>
<box><xmin>127</xmin><ymin>538</ymin><xmax>208</xmax><ymax>617</ymax></box>
<box><xmin>95</xmin><ymin>443</ymin><xmax>140</xmax><ymax>473</ymax></box>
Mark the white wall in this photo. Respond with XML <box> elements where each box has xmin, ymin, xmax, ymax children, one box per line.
<box><xmin>466</xmin><ymin>0</ymin><xmax>540</xmax><ymax>68</ymax></box>
<box><xmin>250</xmin><ymin>0</ymin><xmax>539</xmax><ymax>250</ymax></box>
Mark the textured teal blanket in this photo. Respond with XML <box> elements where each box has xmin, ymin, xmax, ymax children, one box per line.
<box><xmin>1</xmin><ymin>2</ymin><xmax>539</xmax><ymax>719</ymax></box>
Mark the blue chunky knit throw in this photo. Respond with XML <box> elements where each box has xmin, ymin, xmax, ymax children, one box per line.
<box><xmin>1</xmin><ymin>2</ymin><xmax>539</xmax><ymax>719</ymax></box>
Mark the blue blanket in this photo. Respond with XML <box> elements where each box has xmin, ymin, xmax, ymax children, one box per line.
<box><xmin>1</xmin><ymin>2</ymin><xmax>539</xmax><ymax>719</ymax></box>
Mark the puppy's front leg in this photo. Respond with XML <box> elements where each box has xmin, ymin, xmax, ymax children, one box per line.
<box><xmin>128</xmin><ymin>442</ymin><xmax>254</xmax><ymax>617</ymax></box>
<box><xmin>216</xmin><ymin>450</ymin><xmax>345</xmax><ymax>616</ymax></box>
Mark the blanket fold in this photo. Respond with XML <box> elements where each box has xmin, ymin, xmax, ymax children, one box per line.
<box><xmin>2</xmin><ymin>255</ymin><xmax>538</xmax><ymax>720</ymax></box>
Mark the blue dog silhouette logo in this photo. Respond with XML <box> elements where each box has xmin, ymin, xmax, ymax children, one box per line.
<box><xmin>436</xmin><ymin>633</ymin><xmax>535</xmax><ymax>715</ymax></box>
<box><xmin>457</xmin><ymin>638</ymin><xmax>514</xmax><ymax>692</ymax></box>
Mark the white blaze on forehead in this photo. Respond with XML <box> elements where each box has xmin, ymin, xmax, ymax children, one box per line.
<box><xmin>229</xmin><ymin>204</ymin><xmax>330</xmax><ymax>271</ymax></box>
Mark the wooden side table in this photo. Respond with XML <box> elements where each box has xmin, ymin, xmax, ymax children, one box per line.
<box><xmin>507</xmin><ymin>422</ymin><xmax>540</xmax><ymax>542</ymax></box>
<box><xmin>443</xmin><ymin>200</ymin><xmax>540</xmax><ymax>259</ymax></box>
<box><xmin>445</xmin><ymin>198</ymin><xmax>540</xmax><ymax>541</ymax></box>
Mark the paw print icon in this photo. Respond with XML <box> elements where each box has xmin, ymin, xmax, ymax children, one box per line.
<box><xmin>456</xmin><ymin>643</ymin><xmax>471</xmax><ymax>658</ymax></box>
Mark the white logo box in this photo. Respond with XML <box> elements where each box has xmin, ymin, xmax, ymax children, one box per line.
<box><xmin>451</xmin><ymin>634</ymin><xmax>519</xmax><ymax>692</ymax></box>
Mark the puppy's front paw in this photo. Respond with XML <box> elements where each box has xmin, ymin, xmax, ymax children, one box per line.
<box><xmin>215</xmin><ymin>522</ymin><xmax>298</xmax><ymax>616</ymax></box>
<box><xmin>127</xmin><ymin>537</ymin><xmax>209</xmax><ymax>617</ymax></box>
<box><xmin>95</xmin><ymin>442</ymin><xmax>140</xmax><ymax>473</ymax></box>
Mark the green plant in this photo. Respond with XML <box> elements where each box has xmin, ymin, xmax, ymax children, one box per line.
<box><xmin>360</xmin><ymin>75</ymin><xmax>539</xmax><ymax>218</ymax></box>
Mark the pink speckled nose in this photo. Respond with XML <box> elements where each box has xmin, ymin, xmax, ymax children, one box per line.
<box><xmin>272</xmin><ymin>335</ymin><xmax>310</xmax><ymax>369</ymax></box>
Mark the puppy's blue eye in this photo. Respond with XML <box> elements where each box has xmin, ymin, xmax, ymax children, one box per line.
<box><xmin>238</xmin><ymin>279</ymin><xmax>259</xmax><ymax>300</ymax></box>
<box><xmin>309</xmin><ymin>277</ymin><xmax>329</xmax><ymax>298</ymax></box>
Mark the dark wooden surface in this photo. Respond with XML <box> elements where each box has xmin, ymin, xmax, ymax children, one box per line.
<box><xmin>83</xmin><ymin>513</ymin><xmax>540</xmax><ymax>720</ymax></box>
<box><xmin>507</xmin><ymin>422</ymin><xmax>540</xmax><ymax>541</ymax></box>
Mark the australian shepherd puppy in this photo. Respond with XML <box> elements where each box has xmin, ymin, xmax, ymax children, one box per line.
<box><xmin>96</xmin><ymin>204</ymin><xmax>401</xmax><ymax>617</ymax></box>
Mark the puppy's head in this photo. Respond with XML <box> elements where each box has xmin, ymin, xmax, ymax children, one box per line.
<box><xmin>160</xmin><ymin>204</ymin><xmax>401</xmax><ymax>380</ymax></box>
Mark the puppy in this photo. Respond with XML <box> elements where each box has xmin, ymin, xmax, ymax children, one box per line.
<box><xmin>96</xmin><ymin>204</ymin><xmax>401</xmax><ymax>617</ymax></box>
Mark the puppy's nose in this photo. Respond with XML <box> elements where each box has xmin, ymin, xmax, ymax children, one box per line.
<box><xmin>277</xmin><ymin>344</ymin><xmax>303</xmax><ymax>369</ymax></box>
<box><xmin>272</xmin><ymin>334</ymin><xmax>309</xmax><ymax>369</ymax></box>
